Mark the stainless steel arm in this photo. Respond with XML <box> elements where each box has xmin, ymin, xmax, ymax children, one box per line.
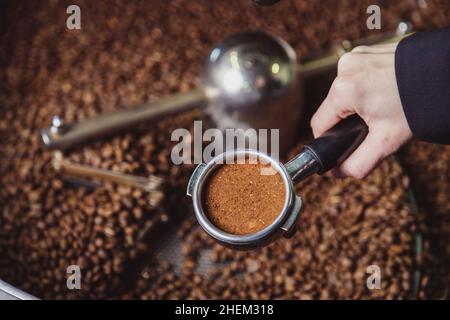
<box><xmin>40</xmin><ymin>23</ymin><xmax>411</xmax><ymax>151</ymax></box>
<box><xmin>0</xmin><ymin>279</ymin><xmax>37</xmax><ymax>300</ymax></box>
<box><xmin>299</xmin><ymin>22</ymin><xmax>413</xmax><ymax>78</ymax></box>
<box><xmin>41</xmin><ymin>89</ymin><xmax>207</xmax><ymax>150</ymax></box>
<box><xmin>52</xmin><ymin>152</ymin><xmax>164</xmax><ymax>206</ymax></box>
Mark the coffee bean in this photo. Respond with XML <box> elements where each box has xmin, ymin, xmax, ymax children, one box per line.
<box><xmin>1</xmin><ymin>0</ymin><xmax>449</xmax><ymax>300</ymax></box>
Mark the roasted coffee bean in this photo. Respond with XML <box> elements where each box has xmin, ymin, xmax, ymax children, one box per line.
<box><xmin>398</xmin><ymin>141</ymin><xmax>450</xmax><ymax>299</ymax></box>
<box><xmin>1</xmin><ymin>0</ymin><xmax>449</xmax><ymax>300</ymax></box>
<box><xmin>129</xmin><ymin>156</ymin><xmax>427</xmax><ymax>299</ymax></box>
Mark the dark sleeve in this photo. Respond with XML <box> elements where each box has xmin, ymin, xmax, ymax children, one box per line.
<box><xmin>395</xmin><ymin>26</ymin><xmax>450</xmax><ymax>144</ymax></box>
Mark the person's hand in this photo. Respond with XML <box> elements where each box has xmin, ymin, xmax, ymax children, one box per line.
<box><xmin>310</xmin><ymin>43</ymin><xmax>413</xmax><ymax>179</ymax></box>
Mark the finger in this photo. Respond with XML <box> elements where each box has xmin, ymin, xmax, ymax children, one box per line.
<box><xmin>352</xmin><ymin>43</ymin><xmax>398</xmax><ymax>54</ymax></box>
<box><xmin>352</xmin><ymin>43</ymin><xmax>397</xmax><ymax>51</ymax></box>
<box><xmin>310</xmin><ymin>76</ymin><xmax>358</xmax><ymax>137</ymax></box>
<box><xmin>337</xmin><ymin>52</ymin><xmax>362</xmax><ymax>75</ymax></box>
<box><xmin>336</xmin><ymin>130</ymin><xmax>385</xmax><ymax>179</ymax></box>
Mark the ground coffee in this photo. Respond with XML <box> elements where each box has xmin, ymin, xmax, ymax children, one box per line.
<box><xmin>203</xmin><ymin>161</ymin><xmax>285</xmax><ymax>235</ymax></box>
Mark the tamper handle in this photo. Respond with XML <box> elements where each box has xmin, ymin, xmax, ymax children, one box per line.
<box><xmin>305</xmin><ymin>115</ymin><xmax>368</xmax><ymax>174</ymax></box>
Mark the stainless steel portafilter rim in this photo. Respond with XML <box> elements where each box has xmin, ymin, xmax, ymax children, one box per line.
<box><xmin>187</xmin><ymin>149</ymin><xmax>301</xmax><ymax>248</ymax></box>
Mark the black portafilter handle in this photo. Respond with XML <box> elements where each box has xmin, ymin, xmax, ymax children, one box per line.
<box><xmin>253</xmin><ymin>0</ymin><xmax>281</xmax><ymax>6</ymax></box>
<box><xmin>305</xmin><ymin>115</ymin><xmax>369</xmax><ymax>174</ymax></box>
